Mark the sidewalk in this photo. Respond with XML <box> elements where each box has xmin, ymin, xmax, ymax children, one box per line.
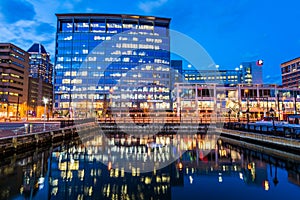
<box><xmin>0</xmin><ymin>123</ymin><xmax>60</xmax><ymax>139</ymax></box>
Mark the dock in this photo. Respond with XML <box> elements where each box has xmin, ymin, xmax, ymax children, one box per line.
<box><xmin>219</xmin><ymin>124</ymin><xmax>300</xmax><ymax>154</ymax></box>
<box><xmin>0</xmin><ymin>121</ymin><xmax>98</xmax><ymax>156</ymax></box>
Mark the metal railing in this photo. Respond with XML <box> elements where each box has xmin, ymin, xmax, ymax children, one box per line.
<box><xmin>223</xmin><ymin>122</ymin><xmax>300</xmax><ymax>139</ymax></box>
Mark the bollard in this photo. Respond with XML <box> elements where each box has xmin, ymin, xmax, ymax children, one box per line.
<box><xmin>24</xmin><ymin>123</ymin><xmax>29</xmax><ymax>134</ymax></box>
<box><xmin>12</xmin><ymin>137</ymin><xmax>18</xmax><ymax>148</ymax></box>
<box><xmin>30</xmin><ymin>124</ymin><xmax>33</xmax><ymax>133</ymax></box>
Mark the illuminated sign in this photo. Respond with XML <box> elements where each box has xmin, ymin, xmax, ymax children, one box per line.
<box><xmin>256</xmin><ymin>59</ymin><xmax>264</xmax><ymax>66</ymax></box>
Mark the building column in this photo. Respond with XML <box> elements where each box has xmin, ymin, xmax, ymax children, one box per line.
<box><xmin>176</xmin><ymin>84</ymin><xmax>180</xmax><ymax>117</ymax></box>
<box><xmin>195</xmin><ymin>84</ymin><xmax>198</xmax><ymax>118</ymax></box>
<box><xmin>213</xmin><ymin>84</ymin><xmax>217</xmax><ymax>122</ymax></box>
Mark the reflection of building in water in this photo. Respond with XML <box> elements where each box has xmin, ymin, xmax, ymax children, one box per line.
<box><xmin>48</xmin><ymin>134</ymin><xmax>275</xmax><ymax>199</ymax></box>
<box><xmin>20</xmin><ymin>151</ymin><xmax>49</xmax><ymax>198</ymax></box>
<box><xmin>0</xmin><ymin>165</ymin><xmax>23</xmax><ymax>199</ymax></box>
<box><xmin>0</xmin><ymin>151</ymin><xmax>49</xmax><ymax>199</ymax></box>
<box><xmin>49</xmin><ymin>144</ymin><xmax>184</xmax><ymax>199</ymax></box>
<box><xmin>1</xmin><ymin>135</ymin><xmax>300</xmax><ymax>199</ymax></box>
<box><xmin>242</xmin><ymin>162</ymin><xmax>268</xmax><ymax>189</ymax></box>
<box><xmin>48</xmin><ymin>134</ymin><xmax>220</xmax><ymax>199</ymax></box>
<box><xmin>177</xmin><ymin>140</ymin><xmax>270</xmax><ymax>190</ymax></box>
<box><xmin>219</xmin><ymin>140</ymin><xmax>269</xmax><ymax>189</ymax></box>
<box><xmin>288</xmin><ymin>171</ymin><xmax>300</xmax><ymax>187</ymax></box>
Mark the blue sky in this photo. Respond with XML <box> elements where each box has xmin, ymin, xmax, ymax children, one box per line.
<box><xmin>0</xmin><ymin>0</ymin><xmax>299</xmax><ymax>84</ymax></box>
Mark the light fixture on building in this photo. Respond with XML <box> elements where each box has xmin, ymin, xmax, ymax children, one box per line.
<box><xmin>256</xmin><ymin>59</ymin><xmax>264</xmax><ymax>66</ymax></box>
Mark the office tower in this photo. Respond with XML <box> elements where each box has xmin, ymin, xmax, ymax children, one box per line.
<box><xmin>55</xmin><ymin>14</ymin><xmax>171</xmax><ymax>117</ymax></box>
<box><xmin>27</xmin><ymin>43</ymin><xmax>53</xmax><ymax>117</ymax></box>
<box><xmin>240</xmin><ymin>61</ymin><xmax>263</xmax><ymax>84</ymax></box>
<box><xmin>281</xmin><ymin>57</ymin><xmax>300</xmax><ymax>88</ymax></box>
<box><xmin>182</xmin><ymin>68</ymin><xmax>241</xmax><ymax>86</ymax></box>
<box><xmin>0</xmin><ymin>43</ymin><xmax>29</xmax><ymax>119</ymax></box>
<box><xmin>170</xmin><ymin>60</ymin><xmax>183</xmax><ymax>85</ymax></box>
<box><xmin>28</xmin><ymin>43</ymin><xmax>53</xmax><ymax>83</ymax></box>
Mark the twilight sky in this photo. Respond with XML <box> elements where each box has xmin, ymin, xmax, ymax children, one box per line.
<box><xmin>0</xmin><ymin>0</ymin><xmax>299</xmax><ymax>84</ymax></box>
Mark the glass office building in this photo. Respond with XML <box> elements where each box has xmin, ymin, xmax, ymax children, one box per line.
<box><xmin>28</xmin><ymin>43</ymin><xmax>53</xmax><ymax>84</ymax></box>
<box><xmin>240</xmin><ymin>61</ymin><xmax>263</xmax><ymax>85</ymax></box>
<box><xmin>54</xmin><ymin>14</ymin><xmax>171</xmax><ymax>117</ymax></box>
<box><xmin>182</xmin><ymin>69</ymin><xmax>241</xmax><ymax>86</ymax></box>
<box><xmin>27</xmin><ymin>43</ymin><xmax>53</xmax><ymax>117</ymax></box>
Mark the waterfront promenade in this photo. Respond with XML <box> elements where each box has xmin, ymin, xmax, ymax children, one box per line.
<box><xmin>1</xmin><ymin>117</ymin><xmax>300</xmax><ymax>156</ymax></box>
<box><xmin>0</xmin><ymin>121</ymin><xmax>60</xmax><ymax>138</ymax></box>
<box><xmin>0</xmin><ymin>119</ymin><xmax>96</xmax><ymax>155</ymax></box>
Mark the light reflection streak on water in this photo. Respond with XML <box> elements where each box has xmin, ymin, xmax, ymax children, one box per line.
<box><xmin>0</xmin><ymin>134</ymin><xmax>300</xmax><ymax>200</ymax></box>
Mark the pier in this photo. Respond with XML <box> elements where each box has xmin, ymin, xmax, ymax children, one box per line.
<box><xmin>220</xmin><ymin>122</ymin><xmax>300</xmax><ymax>153</ymax></box>
<box><xmin>2</xmin><ymin>118</ymin><xmax>300</xmax><ymax>157</ymax></box>
<box><xmin>0</xmin><ymin>121</ymin><xmax>98</xmax><ymax>156</ymax></box>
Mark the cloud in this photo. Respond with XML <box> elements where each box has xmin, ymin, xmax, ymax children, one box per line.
<box><xmin>0</xmin><ymin>19</ymin><xmax>55</xmax><ymax>54</ymax></box>
<box><xmin>138</xmin><ymin>0</ymin><xmax>168</xmax><ymax>13</ymax></box>
<box><xmin>0</xmin><ymin>0</ymin><xmax>36</xmax><ymax>23</ymax></box>
<box><xmin>35</xmin><ymin>22</ymin><xmax>56</xmax><ymax>35</ymax></box>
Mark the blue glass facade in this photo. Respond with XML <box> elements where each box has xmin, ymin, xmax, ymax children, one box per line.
<box><xmin>182</xmin><ymin>69</ymin><xmax>242</xmax><ymax>86</ymax></box>
<box><xmin>28</xmin><ymin>43</ymin><xmax>53</xmax><ymax>84</ymax></box>
<box><xmin>240</xmin><ymin>61</ymin><xmax>263</xmax><ymax>85</ymax></box>
<box><xmin>55</xmin><ymin>14</ymin><xmax>171</xmax><ymax>117</ymax></box>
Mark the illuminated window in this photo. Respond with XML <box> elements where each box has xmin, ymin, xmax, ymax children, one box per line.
<box><xmin>122</xmin><ymin>57</ymin><xmax>129</xmax><ymax>62</ymax></box>
<box><xmin>62</xmin><ymin>79</ymin><xmax>70</xmax><ymax>84</ymax></box>
<box><xmin>83</xmin><ymin>49</ymin><xmax>88</xmax><ymax>54</ymax></box>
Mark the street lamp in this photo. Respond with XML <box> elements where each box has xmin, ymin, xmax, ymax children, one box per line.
<box><xmin>179</xmin><ymin>106</ymin><xmax>182</xmax><ymax>122</ymax></box>
<box><xmin>294</xmin><ymin>91</ymin><xmax>297</xmax><ymax>114</ymax></box>
<box><xmin>246</xmin><ymin>108</ymin><xmax>250</xmax><ymax>124</ymax></box>
<box><xmin>282</xmin><ymin>96</ymin><xmax>286</xmax><ymax>121</ymax></box>
<box><xmin>269</xmin><ymin>107</ymin><xmax>275</xmax><ymax>131</ymax></box>
<box><xmin>109</xmin><ymin>88</ymin><xmax>114</xmax><ymax>118</ymax></box>
<box><xmin>43</xmin><ymin>97</ymin><xmax>48</xmax><ymax>131</ymax></box>
<box><xmin>277</xmin><ymin>93</ymin><xmax>280</xmax><ymax>121</ymax></box>
<box><xmin>228</xmin><ymin>109</ymin><xmax>232</xmax><ymax>123</ymax></box>
<box><xmin>244</xmin><ymin>89</ymin><xmax>250</xmax><ymax>123</ymax></box>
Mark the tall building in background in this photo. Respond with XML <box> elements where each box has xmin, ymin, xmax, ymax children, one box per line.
<box><xmin>27</xmin><ymin>43</ymin><xmax>53</xmax><ymax>117</ymax></box>
<box><xmin>27</xmin><ymin>43</ymin><xmax>53</xmax><ymax>83</ymax></box>
<box><xmin>176</xmin><ymin>60</ymin><xmax>263</xmax><ymax>86</ymax></box>
<box><xmin>182</xmin><ymin>69</ymin><xmax>241</xmax><ymax>86</ymax></box>
<box><xmin>55</xmin><ymin>14</ymin><xmax>171</xmax><ymax>117</ymax></box>
<box><xmin>281</xmin><ymin>57</ymin><xmax>300</xmax><ymax>88</ymax></box>
<box><xmin>0</xmin><ymin>43</ymin><xmax>29</xmax><ymax>119</ymax></box>
<box><xmin>240</xmin><ymin>61</ymin><xmax>263</xmax><ymax>84</ymax></box>
<box><xmin>170</xmin><ymin>60</ymin><xmax>183</xmax><ymax>87</ymax></box>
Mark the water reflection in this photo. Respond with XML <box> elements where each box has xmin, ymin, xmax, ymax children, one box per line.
<box><xmin>1</xmin><ymin>133</ymin><xmax>300</xmax><ymax>199</ymax></box>
<box><xmin>0</xmin><ymin>148</ymin><xmax>50</xmax><ymax>199</ymax></box>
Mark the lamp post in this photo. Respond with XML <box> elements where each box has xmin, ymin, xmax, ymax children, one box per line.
<box><xmin>228</xmin><ymin>109</ymin><xmax>232</xmax><ymax>123</ymax></box>
<box><xmin>269</xmin><ymin>107</ymin><xmax>275</xmax><ymax>131</ymax></box>
<box><xmin>282</xmin><ymin>96</ymin><xmax>286</xmax><ymax>121</ymax></box>
<box><xmin>179</xmin><ymin>106</ymin><xmax>182</xmax><ymax>122</ymax></box>
<box><xmin>109</xmin><ymin>88</ymin><xmax>114</xmax><ymax>118</ymax></box>
<box><xmin>277</xmin><ymin>93</ymin><xmax>280</xmax><ymax>121</ymax></box>
<box><xmin>246</xmin><ymin>108</ymin><xmax>250</xmax><ymax>124</ymax></box>
<box><xmin>244</xmin><ymin>89</ymin><xmax>250</xmax><ymax>123</ymax></box>
<box><xmin>43</xmin><ymin>97</ymin><xmax>48</xmax><ymax>131</ymax></box>
<box><xmin>16</xmin><ymin>95</ymin><xmax>19</xmax><ymax>120</ymax></box>
<box><xmin>294</xmin><ymin>91</ymin><xmax>297</xmax><ymax>114</ymax></box>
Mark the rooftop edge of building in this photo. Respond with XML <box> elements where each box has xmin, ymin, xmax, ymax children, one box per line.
<box><xmin>0</xmin><ymin>43</ymin><xmax>30</xmax><ymax>56</ymax></box>
<box><xmin>281</xmin><ymin>57</ymin><xmax>300</xmax><ymax>67</ymax></box>
<box><xmin>27</xmin><ymin>43</ymin><xmax>48</xmax><ymax>54</ymax></box>
<box><xmin>55</xmin><ymin>13</ymin><xmax>171</xmax><ymax>23</ymax></box>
